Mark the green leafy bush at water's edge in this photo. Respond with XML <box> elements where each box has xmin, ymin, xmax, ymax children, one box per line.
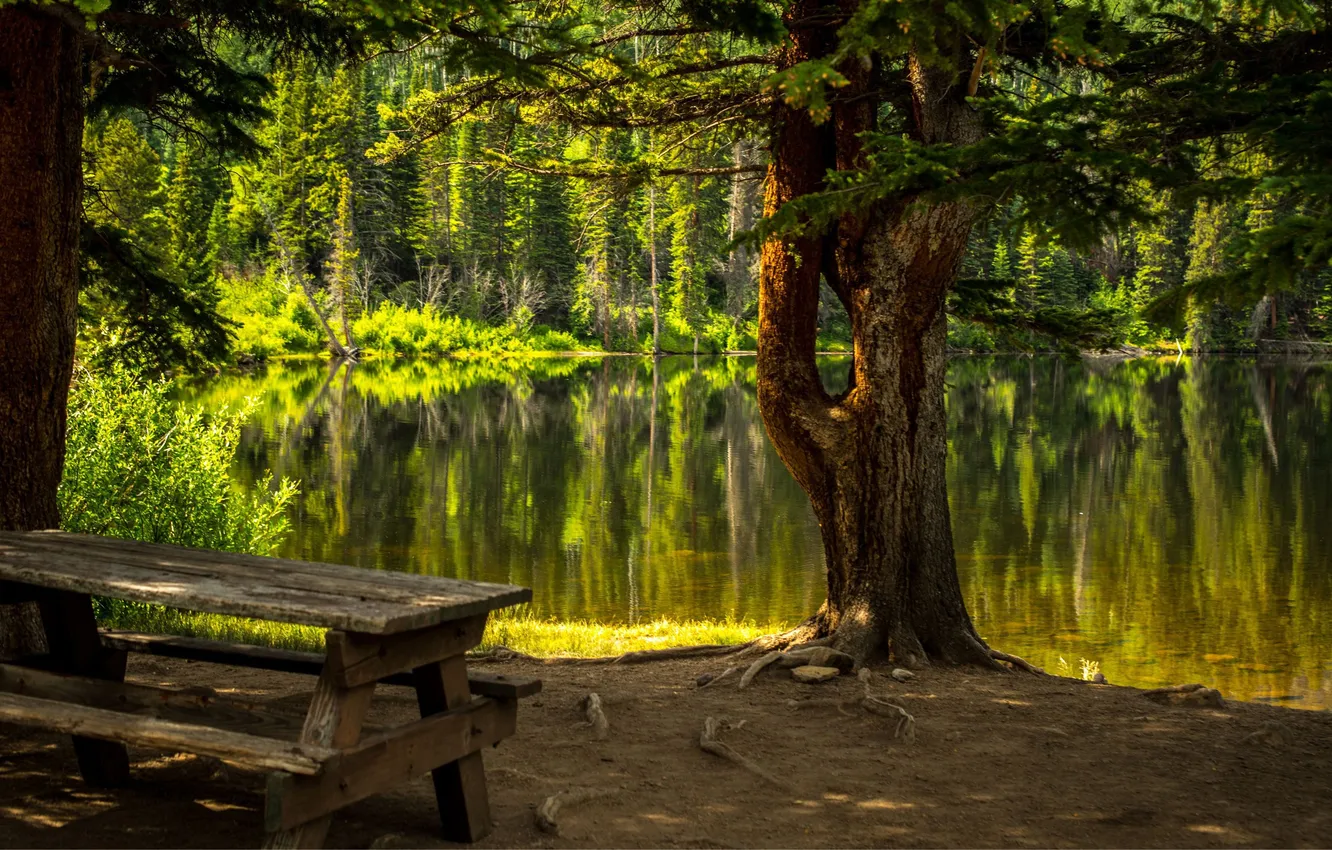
<box><xmin>59</xmin><ymin>366</ymin><xmax>298</xmax><ymax>623</ymax></box>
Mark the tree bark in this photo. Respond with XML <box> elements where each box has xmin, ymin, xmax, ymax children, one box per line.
<box><xmin>755</xmin><ymin>5</ymin><xmax>996</xmax><ymax>667</ymax></box>
<box><xmin>0</xmin><ymin>6</ymin><xmax>85</xmax><ymax>656</ymax></box>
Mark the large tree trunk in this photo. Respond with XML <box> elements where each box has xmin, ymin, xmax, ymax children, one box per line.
<box><xmin>0</xmin><ymin>6</ymin><xmax>85</xmax><ymax>656</ymax></box>
<box><xmin>756</xmin><ymin>6</ymin><xmax>996</xmax><ymax>667</ymax></box>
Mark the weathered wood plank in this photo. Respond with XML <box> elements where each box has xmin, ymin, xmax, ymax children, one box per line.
<box><xmin>266</xmin><ymin>696</ymin><xmax>516</xmax><ymax>833</ymax></box>
<box><xmin>36</xmin><ymin>588</ymin><xmax>131</xmax><ymax>787</ymax></box>
<box><xmin>0</xmin><ymin>691</ymin><xmax>332</xmax><ymax>775</ymax></box>
<box><xmin>415</xmin><ymin>656</ymin><xmax>494</xmax><ymax>842</ymax></box>
<box><xmin>1</xmin><ymin>532</ymin><xmax>530</xmax><ymax>627</ymax></box>
<box><xmin>101</xmin><ymin>630</ymin><xmax>542</xmax><ymax>699</ymax></box>
<box><xmin>13</xmin><ymin>532</ymin><xmax>520</xmax><ymax>608</ymax></box>
<box><xmin>0</xmin><ymin>661</ymin><xmax>309</xmax><ymax>742</ymax></box>
<box><xmin>325</xmin><ymin>615</ymin><xmax>487</xmax><ymax>688</ymax></box>
<box><xmin>0</xmin><ymin>543</ymin><xmax>528</xmax><ymax>634</ymax></box>
<box><xmin>263</xmin><ymin>663</ymin><xmax>375</xmax><ymax>848</ymax></box>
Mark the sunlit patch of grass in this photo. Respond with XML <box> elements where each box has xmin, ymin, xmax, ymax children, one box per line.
<box><xmin>481</xmin><ymin>611</ymin><xmax>782</xmax><ymax>657</ymax></box>
<box><xmin>99</xmin><ymin>601</ymin><xmax>782</xmax><ymax>659</ymax></box>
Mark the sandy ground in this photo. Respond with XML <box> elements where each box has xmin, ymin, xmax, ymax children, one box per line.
<box><xmin>0</xmin><ymin>653</ymin><xmax>1330</xmax><ymax>848</ymax></box>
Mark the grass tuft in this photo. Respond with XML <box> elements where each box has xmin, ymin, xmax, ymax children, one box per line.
<box><xmin>98</xmin><ymin>602</ymin><xmax>782</xmax><ymax>659</ymax></box>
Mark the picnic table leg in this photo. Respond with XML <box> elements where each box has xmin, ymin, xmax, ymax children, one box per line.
<box><xmin>36</xmin><ymin>589</ymin><xmax>131</xmax><ymax>787</ymax></box>
<box><xmin>264</xmin><ymin>663</ymin><xmax>374</xmax><ymax>850</ymax></box>
<box><xmin>414</xmin><ymin>654</ymin><xmax>493</xmax><ymax>842</ymax></box>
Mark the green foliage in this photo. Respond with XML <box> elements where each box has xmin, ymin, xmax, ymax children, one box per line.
<box><xmin>59</xmin><ymin>366</ymin><xmax>297</xmax><ymax>554</ymax></box>
<box><xmin>67</xmin><ymin>0</ymin><xmax>1332</xmax><ymax>367</ymax></box>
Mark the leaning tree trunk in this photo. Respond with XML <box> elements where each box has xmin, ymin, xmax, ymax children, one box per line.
<box><xmin>756</xmin><ymin>7</ymin><xmax>997</xmax><ymax>667</ymax></box>
<box><xmin>0</xmin><ymin>7</ymin><xmax>85</xmax><ymax>656</ymax></box>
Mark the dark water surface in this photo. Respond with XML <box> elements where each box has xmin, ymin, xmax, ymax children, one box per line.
<box><xmin>183</xmin><ymin>355</ymin><xmax>1332</xmax><ymax>708</ymax></box>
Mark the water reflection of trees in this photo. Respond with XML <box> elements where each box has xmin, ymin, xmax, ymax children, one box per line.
<box><xmin>192</xmin><ymin>356</ymin><xmax>826</xmax><ymax>626</ymax></box>
<box><xmin>184</xmin><ymin>355</ymin><xmax>1332</xmax><ymax>706</ymax></box>
<box><xmin>948</xmin><ymin>356</ymin><xmax>1331</xmax><ymax>706</ymax></box>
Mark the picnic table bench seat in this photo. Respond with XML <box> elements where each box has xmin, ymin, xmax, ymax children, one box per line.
<box><xmin>0</xmin><ymin>531</ymin><xmax>540</xmax><ymax>849</ymax></box>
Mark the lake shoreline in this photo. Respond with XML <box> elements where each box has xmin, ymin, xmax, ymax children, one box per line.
<box><xmin>7</xmin><ymin>653</ymin><xmax>1330</xmax><ymax>848</ymax></box>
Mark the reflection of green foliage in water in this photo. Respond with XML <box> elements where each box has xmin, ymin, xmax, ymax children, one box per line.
<box><xmin>182</xmin><ymin>355</ymin><xmax>1332</xmax><ymax>708</ymax></box>
<box><xmin>949</xmin><ymin>356</ymin><xmax>1332</xmax><ymax>708</ymax></box>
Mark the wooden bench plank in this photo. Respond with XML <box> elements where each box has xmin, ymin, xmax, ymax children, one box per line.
<box><xmin>0</xmin><ymin>691</ymin><xmax>333</xmax><ymax>775</ymax></box>
<box><xmin>266</xmin><ymin>696</ymin><xmax>516</xmax><ymax>833</ymax></box>
<box><xmin>0</xmin><ymin>662</ymin><xmax>308</xmax><ymax>743</ymax></box>
<box><xmin>11</xmin><ymin>532</ymin><xmax>524</xmax><ymax>610</ymax></box>
<box><xmin>0</xmin><ymin>532</ymin><xmax>531</xmax><ymax>634</ymax></box>
<box><xmin>101</xmin><ymin>630</ymin><xmax>543</xmax><ymax>699</ymax></box>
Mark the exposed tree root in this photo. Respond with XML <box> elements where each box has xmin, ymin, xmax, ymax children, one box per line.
<box><xmin>699</xmin><ymin>666</ymin><xmax>738</xmax><ymax>688</ymax></box>
<box><xmin>785</xmin><ymin>670</ymin><xmax>916</xmax><ymax>741</ymax></box>
<box><xmin>737</xmin><ymin>645</ymin><xmax>856</xmax><ymax>689</ymax></box>
<box><xmin>581</xmin><ymin>693</ymin><xmax>610</xmax><ymax>740</ymax></box>
<box><xmin>535</xmin><ymin>787</ymin><xmax>618</xmax><ymax>835</ymax></box>
<box><xmin>472</xmin><ymin>628</ymin><xmax>1021</xmax><ymax>674</ymax></box>
<box><xmin>738</xmin><ymin>651</ymin><xmax>784</xmax><ymax>689</ymax></box>
<box><xmin>989</xmin><ymin>649</ymin><xmax>1046</xmax><ymax>675</ymax></box>
<box><xmin>698</xmin><ymin>716</ymin><xmax>789</xmax><ymax>790</ymax></box>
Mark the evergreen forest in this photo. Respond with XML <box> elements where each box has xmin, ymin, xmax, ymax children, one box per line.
<box><xmin>79</xmin><ymin>22</ymin><xmax>1332</xmax><ymax>369</ymax></box>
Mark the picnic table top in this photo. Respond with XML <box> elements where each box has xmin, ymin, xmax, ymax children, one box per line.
<box><xmin>0</xmin><ymin>531</ymin><xmax>531</xmax><ymax>635</ymax></box>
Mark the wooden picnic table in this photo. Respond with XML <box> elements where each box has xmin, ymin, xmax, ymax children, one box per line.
<box><xmin>0</xmin><ymin>530</ymin><xmax>540</xmax><ymax>849</ymax></box>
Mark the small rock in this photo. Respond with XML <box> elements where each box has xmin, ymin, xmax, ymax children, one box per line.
<box><xmin>792</xmin><ymin>665</ymin><xmax>840</xmax><ymax>684</ymax></box>
<box><xmin>1091</xmin><ymin>672</ymin><xmax>1108</xmax><ymax>684</ymax></box>
<box><xmin>890</xmin><ymin>668</ymin><xmax>914</xmax><ymax>682</ymax></box>
<box><xmin>696</xmin><ymin>673</ymin><xmax>715</xmax><ymax>687</ymax></box>
<box><xmin>1243</xmin><ymin>721</ymin><xmax>1291</xmax><ymax>748</ymax></box>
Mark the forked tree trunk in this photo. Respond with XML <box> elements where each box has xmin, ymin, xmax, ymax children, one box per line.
<box><xmin>756</xmin><ymin>5</ymin><xmax>997</xmax><ymax>667</ymax></box>
<box><xmin>0</xmin><ymin>7</ymin><xmax>84</xmax><ymax>656</ymax></box>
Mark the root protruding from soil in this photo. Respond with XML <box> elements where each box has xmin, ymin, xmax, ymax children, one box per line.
<box><xmin>698</xmin><ymin>716</ymin><xmax>789</xmax><ymax>790</ymax></box>
<box><xmin>535</xmin><ymin>787</ymin><xmax>618</xmax><ymax>835</ymax></box>
<box><xmin>783</xmin><ymin>669</ymin><xmax>917</xmax><ymax>742</ymax></box>
<box><xmin>581</xmin><ymin>693</ymin><xmax>610</xmax><ymax>740</ymax></box>
<box><xmin>989</xmin><ymin>649</ymin><xmax>1046</xmax><ymax>675</ymax></box>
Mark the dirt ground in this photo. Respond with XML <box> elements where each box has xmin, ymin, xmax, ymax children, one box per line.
<box><xmin>1</xmin><ymin>653</ymin><xmax>1330</xmax><ymax>849</ymax></box>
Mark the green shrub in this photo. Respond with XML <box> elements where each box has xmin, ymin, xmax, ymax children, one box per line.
<box><xmin>60</xmin><ymin>366</ymin><xmax>298</xmax><ymax>627</ymax></box>
<box><xmin>60</xmin><ymin>366</ymin><xmax>297</xmax><ymax>554</ymax></box>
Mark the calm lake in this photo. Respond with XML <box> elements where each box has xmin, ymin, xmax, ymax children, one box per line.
<box><xmin>183</xmin><ymin>355</ymin><xmax>1332</xmax><ymax>709</ymax></box>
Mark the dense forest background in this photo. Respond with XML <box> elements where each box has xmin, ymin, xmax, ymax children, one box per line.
<box><xmin>82</xmin><ymin>47</ymin><xmax>1332</xmax><ymax>367</ymax></box>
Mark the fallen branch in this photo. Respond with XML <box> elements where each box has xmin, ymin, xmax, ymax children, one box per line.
<box><xmin>581</xmin><ymin>693</ymin><xmax>610</xmax><ymax>740</ymax></box>
<box><xmin>990</xmin><ymin>649</ymin><xmax>1046</xmax><ymax>675</ymax></box>
<box><xmin>535</xmin><ymin>787</ymin><xmax>617</xmax><ymax>835</ymax></box>
<box><xmin>698</xmin><ymin>716</ymin><xmax>788</xmax><ymax>789</ymax></box>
